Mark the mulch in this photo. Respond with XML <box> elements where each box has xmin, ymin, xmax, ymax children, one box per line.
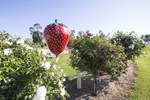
<box><xmin>66</xmin><ymin>61</ymin><xmax>137</xmax><ymax>100</ymax></box>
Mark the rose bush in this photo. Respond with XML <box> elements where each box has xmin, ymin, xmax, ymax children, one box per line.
<box><xmin>111</xmin><ymin>31</ymin><xmax>146</xmax><ymax>61</ymax></box>
<box><xmin>69</xmin><ymin>34</ymin><xmax>126</xmax><ymax>95</ymax></box>
<box><xmin>0</xmin><ymin>31</ymin><xmax>67</xmax><ymax>100</ymax></box>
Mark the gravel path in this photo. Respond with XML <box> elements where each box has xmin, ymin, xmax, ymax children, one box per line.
<box><xmin>66</xmin><ymin>61</ymin><xmax>137</xmax><ymax>100</ymax></box>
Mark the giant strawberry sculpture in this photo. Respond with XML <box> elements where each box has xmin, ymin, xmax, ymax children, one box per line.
<box><xmin>44</xmin><ymin>19</ymin><xmax>70</xmax><ymax>57</ymax></box>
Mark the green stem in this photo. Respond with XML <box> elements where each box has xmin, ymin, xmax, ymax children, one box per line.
<box><xmin>55</xmin><ymin>19</ymin><xmax>58</xmax><ymax>23</ymax></box>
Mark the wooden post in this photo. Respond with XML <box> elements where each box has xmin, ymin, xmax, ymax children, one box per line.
<box><xmin>77</xmin><ymin>76</ymin><xmax>81</xmax><ymax>89</ymax></box>
<box><xmin>68</xmin><ymin>71</ymin><xmax>87</xmax><ymax>89</ymax></box>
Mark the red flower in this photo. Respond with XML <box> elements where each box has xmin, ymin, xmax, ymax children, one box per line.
<box><xmin>98</xmin><ymin>58</ymin><xmax>103</xmax><ymax>63</ymax></box>
<box><xmin>115</xmin><ymin>70</ymin><xmax>119</xmax><ymax>74</ymax></box>
<box><xmin>123</xmin><ymin>70</ymin><xmax>127</xmax><ymax>74</ymax></box>
<box><xmin>99</xmin><ymin>71</ymin><xmax>104</xmax><ymax>76</ymax></box>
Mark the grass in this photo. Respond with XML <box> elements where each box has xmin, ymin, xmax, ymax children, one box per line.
<box><xmin>130</xmin><ymin>47</ymin><xmax>150</xmax><ymax>100</ymax></box>
<box><xmin>57</xmin><ymin>54</ymin><xmax>77</xmax><ymax>76</ymax></box>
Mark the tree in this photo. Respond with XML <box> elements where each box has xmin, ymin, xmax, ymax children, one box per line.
<box><xmin>67</xmin><ymin>30</ymin><xmax>75</xmax><ymax>49</ymax></box>
<box><xmin>144</xmin><ymin>34</ymin><xmax>150</xmax><ymax>43</ymax></box>
<box><xmin>29</xmin><ymin>23</ymin><xmax>43</xmax><ymax>47</ymax></box>
<box><xmin>78</xmin><ymin>31</ymin><xmax>85</xmax><ymax>36</ymax></box>
<box><xmin>70</xmin><ymin>34</ymin><xmax>126</xmax><ymax>96</ymax></box>
<box><xmin>99</xmin><ymin>30</ymin><xmax>110</xmax><ymax>39</ymax></box>
<box><xmin>111</xmin><ymin>31</ymin><xmax>145</xmax><ymax>60</ymax></box>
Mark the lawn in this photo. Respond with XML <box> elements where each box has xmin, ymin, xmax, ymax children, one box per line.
<box><xmin>57</xmin><ymin>54</ymin><xmax>77</xmax><ymax>76</ymax></box>
<box><xmin>130</xmin><ymin>47</ymin><xmax>150</xmax><ymax>100</ymax></box>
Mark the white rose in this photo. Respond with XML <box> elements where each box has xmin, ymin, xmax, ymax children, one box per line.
<box><xmin>61</xmin><ymin>69</ymin><xmax>64</xmax><ymax>73</ymax></box>
<box><xmin>58</xmin><ymin>80</ymin><xmax>62</xmax><ymax>87</ymax></box>
<box><xmin>5</xmin><ymin>40</ymin><xmax>12</xmax><ymax>45</ymax></box>
<box><xmin>22</xmin><ymin>44</ymin><xmax>33</xmax><ymax>49</ymax></box>
<box><xmin>51</xmin><ymin>72</ymin><xmax>55</xmax><ymax>76</ymax></box>
<box><xmin>4</xmin><ymin>48</ymin><xmax>13</xmax><ymax>56</ymax></box>
<box><xmin>25</xmin><ymin>45</ymin><xmax>33</xmax><ymax>49</ymax></box>
<box><xmin>41</xmin><ymin>62</ymin><xmax>51</xmax><ymax>70</ymax></box>
<box><xmin>17</xmin><ymin>39</ymin><xmax>24</xmax><ymax>44</ymax></box>
<box><xmin>62</xmin><ymin>78</ymin><xmax>66</xmax><ymax>82</ymax></box>
<box><xmin>64</xmin><ymin>74</ymin><xmax>66</xmax><ymax>77</ymax></box>
<box><xmin>53</xmin><ymin>64</ymin><xmax>57</xmax><ymax>69</ymax></box>
<box><xmin>32</xmin><ymin>86</ymin><xmax>47</xmax><ymax>100</ymax></box>
<box><xmin>43</xmin><ymin>57</ymin><xmax>46</xmax><ymax>61</ymax></box>
<box><xmin>41</xmin><ymin>62</ymin><xmax>45</xmax><ymax>67</ymax></box>
<box><xmin>60</xmin><ymin>88</ymin><xmax>66</xmax><ymax>96</ymax></box>
<box><xmin>45</xmin><ymin>62</ymin><xmax>50</xmax><ymax>70</ymax></box>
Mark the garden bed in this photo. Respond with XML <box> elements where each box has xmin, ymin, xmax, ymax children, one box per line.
<box><xmin>66</xmin><ymin>61</ymin><xmax>137</xmax><ymax>100</ymax></box>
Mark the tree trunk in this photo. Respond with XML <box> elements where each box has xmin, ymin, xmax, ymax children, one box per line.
<box><xmin>93</xmin><ymin>75</ymin><xmax>97</xmax><ymax>96</ymax></box>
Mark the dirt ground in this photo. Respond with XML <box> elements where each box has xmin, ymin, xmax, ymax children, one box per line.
<box><xmin>66</xmin><ymin>61</ymin><xmax>137</xmax><ymax>100</ymax></box>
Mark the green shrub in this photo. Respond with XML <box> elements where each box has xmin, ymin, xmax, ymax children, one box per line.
<box><xmin>69</xmin><ymin>34</ymin><xmax>126</xmax><ymax>95</ymax></box>
<box><xmin>111</xmin><ymin>31</ymin><xmax>145</xmax><ymax>61</ymax></box>
<box><xmin>0</xmin><ymin>31</ymin><xmax>67</xmax><ymax>100</ymax></box>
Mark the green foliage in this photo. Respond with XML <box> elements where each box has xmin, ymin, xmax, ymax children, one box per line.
<box><xmin>0</xmin><ymin>31</ymin><xmax>67</xmax><ymax>100</ymax></box>
<box><xmin>111</xmin><ymin>31</ymin><xmax>145</xmax><ymax>61</ymax></box>
<box><xmin>24</xmin><ymin>37</ymin><xmax>46</xmax><ymax>48</ymax></box>
<box><xmin>24</xmin><ymin>38</ymin><xmax>34</xmax><ymax>47</ymax></box>
<box><xmin>69</xmin><ymin>35</ymin><xmax>126</xmax><ymax>80</ymax></box>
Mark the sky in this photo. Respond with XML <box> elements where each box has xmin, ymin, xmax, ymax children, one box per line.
<box><xmin>0</xmin><ymin>0</ymin><xmax>150</xmax><ymax>39</ymax></box>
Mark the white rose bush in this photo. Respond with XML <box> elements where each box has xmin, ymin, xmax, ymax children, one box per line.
<box><xmin>0</xmin><ymin>31</ymin><xmax>67</xmax><ymax>100</ymax></box>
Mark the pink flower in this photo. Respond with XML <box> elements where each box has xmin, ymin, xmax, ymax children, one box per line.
<box><xmin>101</xmin><ymin>47</ymin><xmax>106</xmax><ymax>52</ymax></box>
<box><xmin>98</xmin><ymin>58</ymin><xmax>103</xmax><ymax>63</ymax></box>
<box><xmin>112</xmin><ymin>50</ymin><xmax>116</xmax><ymax>54</ymax></box>
<box><xmin>87</xmin><ymin>33</ymin><xmax>93</xmax><ymax>36</ymax></box>
<box><xmin>76</xmin><ymin>36</ymin><xmax>79</xmax><ymax>39</ymax></box>
<box><xmin>101</xmin><ymin>47</ymin><xmax>108</xmax><ymax>54</ymax></box>
<box><xmin>99</xmin><ymin>71</ymin><xmax>104</xmax><ymax>76</ymax></box>
<box><xmin>105</xmin><ymin>51</ymin><xmax>110</xmax><ymax>55</ymax></box>
<box><xmin>118</xmin><ymin>42</ymin><xmax>122</xmax><ymax>46</ymax></box>
<box><xmin>115</xmin><ymin>70</ymin><xmax>119</xmax><ymax>74</ymax></box>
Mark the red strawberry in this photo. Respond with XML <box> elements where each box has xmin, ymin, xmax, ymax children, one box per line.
<box><xmin>44</xmin><ymin>19</ymin><xmax>70</xmax><ymax>57</ymax></box>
